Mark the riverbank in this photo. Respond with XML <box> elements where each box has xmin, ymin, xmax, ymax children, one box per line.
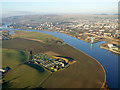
<box><xmin>15</xmin><ymin>30</ymin><xmax>107</xmax><ymax>88</ymax></box>
<box><xmin>61</xmin><ymin>32</ymin><xmax>106</xmax><ymax>44</ymax></box>
<box><xmin>65</xmin><ymin>43</ymin><xmax>107</xmax><ymax>88</ymax></box>
<box><xmin>39</xmin><ymin>29</ymin><xmax>119</xmax><ymax>56</ymax></box>
<box><xmin>32</xmin><ymin>29</ymin><xmax>107</xmax><ymax>44</ymax></box>
<box><xmin>27</xmin><ymin>30</ymin><xmax>108</xmax><ymax>87</ymax></box>
<box><xmin>41</xmin><ymin>43</ymin><xmax>106</xmax><ymax>88</ymax></box>
<box><xmin>100</xmin><ymin>42</ymin><xmax>120</xmax><ymax>55</ymax></box>
<box><xmin>2</xmin><ymin>30</ymin><xmax>106</xmax><ymax>88</ymax></box>
<box><xmin>100</xmin><ymin>45</ymin><xmax>120</xmax><ymax>55</ymax></box>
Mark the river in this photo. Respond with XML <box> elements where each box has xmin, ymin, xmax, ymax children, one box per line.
<box><xmin>1</xmin><ymin>24</ymin><xmax>119</xmax><ymax>88</ymax></box>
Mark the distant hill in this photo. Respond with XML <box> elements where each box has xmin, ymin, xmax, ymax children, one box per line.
<box><xmin>93</xmin><ymin>13</ymin><xmax>119</xmax><ymax>15</ymax></box>
<box><xmin>93</xmin><ymin>13</ymin><xmax>109</xmax><ymax>15</ymax></box>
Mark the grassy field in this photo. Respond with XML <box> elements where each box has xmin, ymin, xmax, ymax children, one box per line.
<box><xmin>2</xmin><ymin>49</ymin><xmax>27</xmax><ymax>69</ymax></box>
<box><xmin>11</xmin><ymin>31</ymin><xmax>63</xmax><ymax>44</ymax></box>
<box><xmin>2</xmin><ymin>49</ymin><xmax>51</xmax><ymax>88</ymax></box>
<box><xmin>2</xmin><ymin>31</ymin><xmax>105</xmax><ymax>88</ymax></box>
<box><xmin>3</xmin><ymin>64</ymin><xmax>51</xmax><ymax>88</ymax></box>
<box><xmin>41</xmin><ymin>44</ymin><xmax>105</xmax><ymax>88</ymax></box>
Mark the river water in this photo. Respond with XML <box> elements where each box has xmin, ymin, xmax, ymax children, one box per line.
<box><xmin>1</xmin><ymin>25</ymin><xmax>119</xmax><ymax>88</ymax></box>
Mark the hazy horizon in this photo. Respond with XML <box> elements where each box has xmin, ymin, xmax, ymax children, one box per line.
<box><xmin>1</xmin><ymin>0</ymin><xmax>119</xmax><ymax>18</ymax></box>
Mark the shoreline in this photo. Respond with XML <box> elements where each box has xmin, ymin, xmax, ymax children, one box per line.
<box><xmin>33</xmin><ymin>29</ymin><xmax>107</xmax><ymax>44</ymax></box>
<box><xmin>11</xmin><ymin>28</ymin><xmax>102</xmax><ymax>44</ymax></box>
<box><xmin>99</xmin><ymin>41</ymin><xmax>120</xmax><ymax>55</ymax></box>
<box><xmin>52</xmin><ymin>30</ymin><xmax>107</xmax><ymax>88</ymax></box>
<box><xmin>13</xmin><ymin>29</ymin><xmax>107</xmax><ymax>87</ymax></box>
<box><xmin>100</xmin><ymin>45</ymin><xmax>120</xmax><ymax>55</ymax></box>
<box><xmin>38</xmin><ymin>30</ymin><xmax>107</xmax><ymax>88</ymax></box>
<box><xmin>65</xmin><ymin>43</ymin><xmax>107</xmax><ymax>88</ymax></box>
<box><xmin>6</xmin><ymin>29</ymin><xmax>107</xmax><ymax>88</ymax></box>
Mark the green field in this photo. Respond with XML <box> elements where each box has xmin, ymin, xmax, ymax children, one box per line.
<box><xmin>2</xmin><ymin>49</ymin><xmax>27</xmax><ymax>68</ymax></box>
<box><xmin>12</xmin><ymin>31</ymin><xmax>63</xmax><ymax>44</ymax></box>
<box><xmin>2</xmin><ymin>49</ymin><xmax>51</xmax><ymax>88</ymax></box>
<box><xmin>2</xmin><ymin>31</ymin><xmax>105</xmax><ymax>88</ymax></box>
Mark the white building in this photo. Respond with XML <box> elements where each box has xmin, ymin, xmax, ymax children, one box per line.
<box><xmin>108</xmin><ymin>44</ymin><xmax>114</xmax><ymax>48</ymax></box>
<box><xmin>61</xmin><ymin>63</ymin><xmax>64</xmax><ymax>67</ymax></box>
<box><xmin>108</xmin><ymin>44</ymin><xmax>117</xmax><ymax>49</ymax></box>
<box><xmin>0</xmin><ymin>69</ymin><xmax>6</xmax><ymax>72</ymax></box>
<box><xmin>99</xmin><ymin>30</ymin><xmax>105</xmax><ymax>32</ymax></box>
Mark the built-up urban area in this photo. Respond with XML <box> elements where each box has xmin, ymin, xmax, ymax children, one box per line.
<box><xmin>4</xmin><ymin>15</ymin><xmax>120</xmax><ymax>54</ymax></box>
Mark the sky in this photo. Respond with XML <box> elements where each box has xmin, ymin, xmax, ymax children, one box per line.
<box><xmin>0</xmin><ymin>0</ymin><xmax>119</xmax><ymax>17</ymax></box>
